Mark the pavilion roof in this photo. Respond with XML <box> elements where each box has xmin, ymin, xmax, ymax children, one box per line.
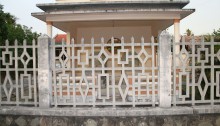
<box><xmin>36</xmin><ymin>1</ymin><xmax>190</xmax><ymax>12</ymax></box>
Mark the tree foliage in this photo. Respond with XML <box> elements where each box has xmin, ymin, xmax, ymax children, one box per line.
<box><xmin>0</xmin><ymin>4</ymin><xmax>40</xmax><ymax>45</ymax></box>
<box><xmin>195</xmin><ymin>28</ymin><xmax>220</xmax><ymax>100</ymax></box>
<box><xmin>213</xmin><ymin>28</ymin><xmax>220</xmax><ymax>42</ymax></box>
<box><xmin>0</xmin><ymin>4</ymin><xmax>41</xmax><ymax>71</ymax></box>
<box><xmin>213</xmin><ymin>28</ymin><xmax>220</xmax><ymax>36</ymax></box>
<box><xmin>185</xmin><ymin>29</ymin><xmax>194</xmax><ymax>36</ymax></box>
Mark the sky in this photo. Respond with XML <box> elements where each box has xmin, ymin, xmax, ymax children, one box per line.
<box><xmin>0</xmin><ymin>0</ymin><xmax>220</xmax><ymax>37</ymax></box>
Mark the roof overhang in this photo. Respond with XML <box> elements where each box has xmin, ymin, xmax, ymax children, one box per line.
<box><xmin>32</xmin><ymin>1</ymin><xmax>194</xmax><ymax>34</ymax></box>
<box><xmin>36</xmin><ymin>1</ymin><xmax>190</xmax><ymax>12</ymax></box>
<box><xmin>32</xmin><ymin>9</ymin><xmax>195</xmax><ymax>32</ymax></box>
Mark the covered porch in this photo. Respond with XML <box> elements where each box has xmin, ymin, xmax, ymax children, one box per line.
<box><xmin>32</xmin><ymin>1</ymin><xmax>194</xmax><ymax>44</ymax></box>
<box><xmin>31</xmin><ymin>1</ymin><xmax>195</xmax><ymax>107</ymax></box>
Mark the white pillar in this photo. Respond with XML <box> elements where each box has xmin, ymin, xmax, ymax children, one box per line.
<box><xmin>174</xmin><ymin>19</ymin><xmax>180</xmax><ymax>52</ymax></box>
<box><xmin>174</xmin><ymin>19</ymin><xmax>180</xmax><ymax>65</ymax></box>
<box><xmin>159</xmin><ymin>31</ymin><xmax>172</xmax><ymax>108</ymax></box>
<box><xmin>66</xmin><ymin>32</ymin><xmax>71</xmax><ymax>44</ymax></box>
<box><xmin>46</xmin><ymin>21</ymin><xmax>53</xmax><ymax>38</ymax></box>
<box><xmin>38</xmin><ymin>35</ymin><xmax>51</xmax><ymax>108</ymax></box>
<box><xmin>66</xmin><ymin>32</ymin><xmax>71</xmax><ymax>67</ymax></box>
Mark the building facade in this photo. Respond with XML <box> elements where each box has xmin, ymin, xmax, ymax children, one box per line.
<box><xmin>32</xmin><ymin>0</ymin><xmax>194</xmax><ymax>44</ymax></box>
<box><xmin>31</xmin><ymin>0</ymin><xmax>195</xmax><ymax>105</ymax></box>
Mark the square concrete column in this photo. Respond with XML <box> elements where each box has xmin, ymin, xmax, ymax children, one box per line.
<box><xmin>174</xmin><ymin>19</ymin><xmax>180</xmax><ymax>65</ymax></box>
<box><xmin>46</xmin><ymin>21</ymin><xmax>53</xmax><ymax>38</ymax></box>
<box><xmin>159</xmin><ymin>31</ymin><xmax>172</xmax><ymax>108</ymax></box>
<box><xmin>66</xmin><ymin>32</ymin><xmax>71</xmax><ymax>67</ymax></box>
<box><xmin>174</xmin><ymin>19</ymin><xmax>180</xmax><ymax>42</ymax></box>
<box><xmin>38</xmin><ymin>35</ymin><xmax>51</xmax><ymax>108</ymax></box>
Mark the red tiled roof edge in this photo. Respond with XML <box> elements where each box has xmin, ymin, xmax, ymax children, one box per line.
<box><xmin>54</xmin><ymin>34</ymin><xmax>67</xmax><ymax>43</ymax></box>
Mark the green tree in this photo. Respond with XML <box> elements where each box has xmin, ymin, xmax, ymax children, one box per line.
<box><xmin>194</xmin><ymin>28</ymin><xmax>220</xmax><ymax>100</ymax></box>
<box><xmin>0</xmin><ymin>4</ymin><xmax>40</xmax><ymax>72</ymax></box>
<box><xmin>0</xmin><ymin>4</ymin><xmax>40</xmax><ymax>45</ymax></box>
<box><xmin>213</xmin><ymin>28</ymin><xmax>220</xmax><ymax>36</ymax></box>
<box><xmin>185</xmin><ymin>29</ymin><xmax>194</xmax><ymax>36</ymax></box>
<box><xmin>213</xmin><ymin>28</ymin><xmax>220</xmax><ymax>42</ymax></box>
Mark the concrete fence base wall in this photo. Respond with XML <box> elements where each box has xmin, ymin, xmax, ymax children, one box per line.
<box><xmin>1</xmin><ymin>114</ymin><xmax>220</xmax><ymax>126</ymax></box>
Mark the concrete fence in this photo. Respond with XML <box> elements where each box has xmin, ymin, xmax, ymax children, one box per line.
<box><xmin>0</xmin><ymin>31</ymin><xmax>220</xmax><ymax>109</ymax></box>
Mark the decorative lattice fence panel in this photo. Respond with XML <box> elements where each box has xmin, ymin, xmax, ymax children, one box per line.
<box><xmin>50</xmin><ymin>37</ymin><xmax>159</xmax><ymax>107</ymax></box>
<box><xmin>172</xmin><ymin>36</ymin><xmax>220</xmax><ymax>106</ymax></box>
<box><xmin>0</xmin><ymin>40</ymin><xmax>38</xmax><ymax>106</ymax></box>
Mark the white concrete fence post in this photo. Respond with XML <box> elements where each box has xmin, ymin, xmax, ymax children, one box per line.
<box><xmin>159</xmin><ymin>31</ymin><xmax>172</xmax><ymax>108</ymax></box>
<box><xmin>38</xmin><ymin>35</ymin><xmax>51</xmax><ymax>108</ymax></box>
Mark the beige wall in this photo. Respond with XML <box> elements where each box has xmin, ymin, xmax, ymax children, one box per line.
<box><xmin>74</xmin><ymin>26</ymin><xmax>154</xmax><ymax>75</ymax></box>
<box><xmin>76</xmin><ymin>26</ymin><xmax>151</xmax><ymax>44</ymax></box>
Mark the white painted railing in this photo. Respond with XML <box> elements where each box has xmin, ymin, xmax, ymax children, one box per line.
<box><xmin>50</xmin><ymin>36</ymin><xmax>160</xmax><ymax>107</ymax></box>
<box><xmin>0</xmin><ymin>40</ymin><xmax>38</xmax><ymax>106</ymax></box>
<box><xmin>172</xmin><ymin>36</ymin><xmax>220</xmax><ymax>106</ymax></box>
<box><xmin>1</xmin><ymin>31</ymin><xmax>220</xmax><ymax>108</ymax></box>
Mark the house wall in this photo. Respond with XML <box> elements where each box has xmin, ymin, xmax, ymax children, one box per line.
<box><xmin>74</xmin><ymin>26</ymin><xmax>154</xmax><ymax>77</ymax></box>
<box><xmin>76</xmin><ymin>26</ymin><xmax>153</xmax><ymax>68</ymax></box>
